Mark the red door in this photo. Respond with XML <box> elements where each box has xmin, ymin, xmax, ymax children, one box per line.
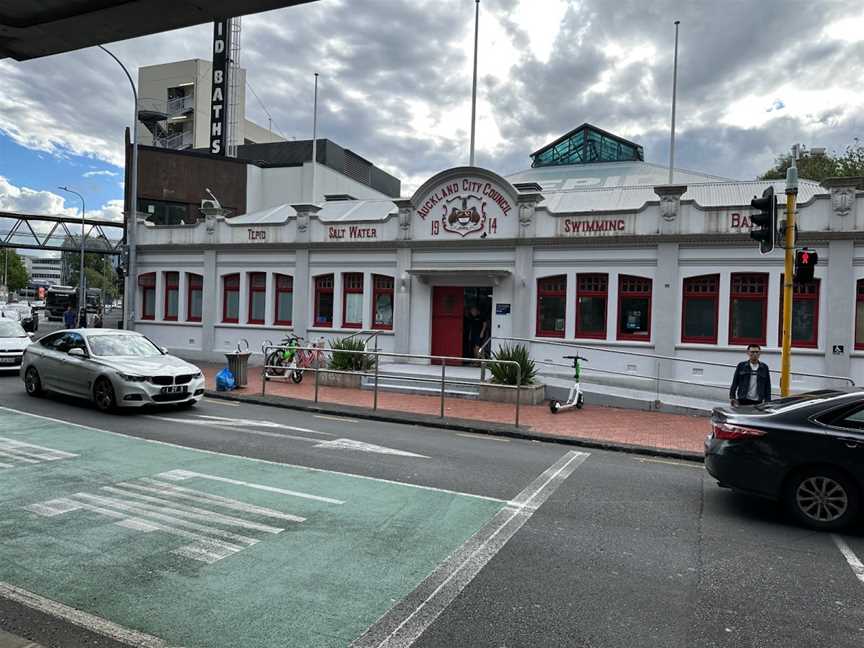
<box><xmin>431</xmin><ymin>287</ymin><xmax>464</xmax><ymax>365</ymax></box>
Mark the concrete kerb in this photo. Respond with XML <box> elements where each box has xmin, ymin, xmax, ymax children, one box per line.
<box><xmin>203</xmin><ymin>390</ymin><xmax>705</xmax><ymax>464</ymax></box>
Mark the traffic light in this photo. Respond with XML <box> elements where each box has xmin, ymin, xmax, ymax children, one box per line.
<box><xmin>750</xmin><ymin>186</ymin><xmax>777</xmax><ymax>254</ymax></box>
<box><xmin>794</xmin><ymin>248</ymin><xmax>818</xmax><ymax>283</ymax></box>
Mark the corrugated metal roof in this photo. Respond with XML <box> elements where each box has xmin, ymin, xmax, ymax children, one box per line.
<box><xmin>507</xmin><ymin>160</ymin><xmax>732</xmax><ymax>189</ymax></box>
<box><xmin>317</xmin><ymin>200</ymin><xmax>397</xmax><ymax>223</ymax></box>
<box><xmin>228</xmin><ymin>204</ymin><xmax>295</xmax><ymax>225</ymax></box>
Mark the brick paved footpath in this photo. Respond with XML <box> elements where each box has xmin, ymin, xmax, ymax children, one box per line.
<box><xmin>200</xmin><ymin>364</ymin><xmax>709</xmax><ymax>455</ymax></box>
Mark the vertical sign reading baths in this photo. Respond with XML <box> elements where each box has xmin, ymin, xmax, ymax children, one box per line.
<box><xmin>416</xmin><ymin>177</ymin><xmax>514</xmax><ymax>239</ymax></box>
<box><xmin>209</xmin><ymin>20</ymin><xmax>231</xmax><ymax>155</ymax></box>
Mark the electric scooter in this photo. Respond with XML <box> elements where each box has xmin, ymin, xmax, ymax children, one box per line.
<box><xmin>549</xmin><ymin>355</ymin><xmax>588</xmax><ymax>413</ymax></box>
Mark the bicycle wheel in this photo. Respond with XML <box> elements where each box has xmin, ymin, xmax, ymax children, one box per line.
<box><xmin>291</xmin><ymin>368</ymin><xmax>304</xmax><ymax>384</ymax></box>
<box><xmin>266</xmin><ymin>351</ymin><xmax>287</xmax><ymax>377</ymax></box>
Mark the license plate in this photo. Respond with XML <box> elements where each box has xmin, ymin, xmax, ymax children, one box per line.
<box><xmin>0</xmin><ymin>357</ymin><xmax>18</xmax><ymax>364</ymax></box>
<box><xmin>161</xmin><ymin>385</ymin><xmax>187</xmax><ymax>394</ymax></box>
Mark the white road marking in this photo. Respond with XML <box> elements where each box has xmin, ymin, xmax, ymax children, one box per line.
<box><xmin>0</xmin><ymin>437</ymin><xmax>78</xmax><ymax>469</ymax></box>
<box><xmin>145</xmin><ymin>415</ymin><xmax>327</xmax><ymax>443</ymax></box>
<box><xmin>0</xmin><ymin>437</ymin><xmax>78</xmax><ymax>458</ymax></box>
<box><xmin>456</xmin><ymin>432</ymin><xmax>510</xmax><ymax>443</ymax></box>
<box><xmin>314</xmin><ymin>438</ymin><xmax>427</xmax><ymax>458</ymax></box>
<box><xmin>0</xmin><ymin>449</ymin><xmax>40</xmax><ymax>464</ymax></box>
<box><xmin>832</xmin><ymin>534</ymin><xmax>864</xmax><ymax>584</ymax></box>
<box><xmin>0</xmin><ymin>405</ymin><xmax>504</xmax><ymax>503</ymax></box>
<box><xmin>351</xmin><ymin>450</ymin><xmax>590</xmax><ymax>648</ymax></box>
<box><xmin>315</xmin><ymin>414</ymin><xmax>361</xmax><ymax>423</ymax></box>
<box><xmin>191</xmin><ymin>414</ymin><xmax>329</xmax><ymax>435</ymax></box>
<box><xmin>0</xmin><ymin>582</ymin><xmax>169</xmax><ymax>648</ymax></box>
<box><xmin>156</xmin><ymin>469</ymin><xmax>345</xmax><ymax>505</ymax></box>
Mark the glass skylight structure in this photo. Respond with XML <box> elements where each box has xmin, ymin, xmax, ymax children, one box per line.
<box><xmin>530</xmin><ymin>124</ymin><xmax>644</xmax><ymax>168</ymax></box>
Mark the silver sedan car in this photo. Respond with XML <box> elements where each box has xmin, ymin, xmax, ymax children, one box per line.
<box><xmin>21</xmin><ymin>329</ymin><xmax>205</xmax><ymax>411</ymax></box>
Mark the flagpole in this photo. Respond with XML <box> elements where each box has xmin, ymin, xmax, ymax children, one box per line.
<box><xmin>668</xmin><ymin>20</ymin><xmax>680</xmax><ymax>184</ymax></box>
<box><xmin>469</xmin><ymin>0</ymin><xmax>480</xmax><ymax>166</ymax></box>
<box><xmin>312</xmin><ymin>72</ymin><xmax>319</xmax><ymax>203</ymax></box>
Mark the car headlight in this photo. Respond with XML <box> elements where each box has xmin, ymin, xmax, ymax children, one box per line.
<box><xmin>117</xmin><ymin>372</ymin><xmax>149</xmax><ymax>382</ymax></box>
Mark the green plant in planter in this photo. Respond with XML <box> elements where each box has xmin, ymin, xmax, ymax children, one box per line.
<box><xmin>488</xmin><ymin>343</ymin><xmax>536</xmax><ymax>385</ymax></box>
<box><xmin>328</xmin><ymin>337</ymin><xmax>376</xmax><ymax>372</ymax></box>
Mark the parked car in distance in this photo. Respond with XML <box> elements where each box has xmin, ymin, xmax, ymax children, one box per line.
<box><xmin>706</xmin><ymin>390</ymin><xmax>864</xmax><ymax>530</ymax></box>
<box><xmin>21</xmin><ymin>329</ymin><xmax>205</xmax><ymax>411</ymax></box>
<box><xmin>1</xmin><ymin>303</ymin><xmax>38</xmax><ymax>332</ymax></box>
<box><xmin>0</xmin><ymin>319</ymin><xmax>31</xmax><ymax>372</ymax></box>
<box><xmin>31</xmin><ymin>300</ymin><xmax>46</xmax><ymax>311</ymax></box>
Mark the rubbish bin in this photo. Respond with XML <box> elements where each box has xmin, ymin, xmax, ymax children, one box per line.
<box><xmin>225</xmin><ymin>351</ymin><xmax>251</xmax><ymax>388</ymax></box>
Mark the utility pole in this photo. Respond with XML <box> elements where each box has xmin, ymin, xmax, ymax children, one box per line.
<box><xmin>469</xmin><ymin>0</ymin><xmax>480</xmax><ymax>166</ymax></box>
<box><xmin>668</xmin><ymin>20</ymin><xmax>680</xmax><ymax>184</ymax></box>
<box><xmin>780</xmin><ymin>146</ymin><xmax>799</xmax><ymax>396</ymax></box>
<box><xmin>59</xmin><ymin>186</ymin><xmax>86</xmax><ymax>325</ymax></box>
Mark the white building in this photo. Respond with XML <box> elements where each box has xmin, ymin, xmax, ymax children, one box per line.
<box><xmin>131</xmin><ymin>125</ymin><xmax>864</xmax><ymax>397</ymax></box>
<box><xmin>136</xmin><ymin>59</ymin><xmax>284</xmax><ymax>151</ymax></box>
<box><xmin>26</xmin><ymin>256</ymin><xmax>62</xmax><ymax>285</ymax></box>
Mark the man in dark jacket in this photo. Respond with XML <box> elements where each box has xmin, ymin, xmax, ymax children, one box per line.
<box><xmin>730</xmin><ymin>344</ymin><xmax>772</xmax><ymax>406</ymax></box>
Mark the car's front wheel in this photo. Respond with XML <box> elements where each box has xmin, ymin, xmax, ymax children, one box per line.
<box><xmin>93</xmin><ymin>377</ymin><xmax>116</xmax><ymax>412</ymax></box>
<box><xmin>784</xmin><ymin>467</ymin><xmax>860</xmax><ymax>530</ymax></box>
<box><xmin>24</xmin><ymin>367</ymin><xmax>43</xmax><ymax>397</ymax></box>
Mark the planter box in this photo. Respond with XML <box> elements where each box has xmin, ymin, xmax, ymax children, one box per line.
<box><xmin>316</xmin><ymin>370</ymin><xmax>363</xmax><ymax>390</ymax></box>
<box><xmin>479</xmin><ymin>382</ymin><xmax>545</xmax><ymax>405</ymax></box>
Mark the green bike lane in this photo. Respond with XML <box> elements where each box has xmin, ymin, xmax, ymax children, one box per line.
<box><xmin>0</xmin><ymin>407</ymin><xmax>506</xmax><ymax>647</ymax></box>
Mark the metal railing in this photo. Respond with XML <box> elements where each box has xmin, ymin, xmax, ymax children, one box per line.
<box><xmin>343</xmin><ymin>329</ymin><xmax>383</xmax><ymax>352</ymax></box>
<box><xmin>261</xmin><ymin>345</ymin><xmax>525</xmax><ymax>427</ymax></box>
<box><xmin>491</xmin><ymin>336</ymin><xmax>855</xmax><ymax>400</ymax></box>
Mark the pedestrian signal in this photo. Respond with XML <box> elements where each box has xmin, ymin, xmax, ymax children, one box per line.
<box><xmin>794</xmin><ymin>248</ymin><xmax>818</xmax><ymax>283</ymax></box>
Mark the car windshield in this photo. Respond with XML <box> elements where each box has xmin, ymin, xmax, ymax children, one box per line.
<box><xmin>87</xmin><ymin>334</ymin><xmax>162</xmax><ymax>357</ymax></box>
<box><xmin>0</xmin><ymin>320</ymin><xmax>26</xmax><ymax>337</ymax></box>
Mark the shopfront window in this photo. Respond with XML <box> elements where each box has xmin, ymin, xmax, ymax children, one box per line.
<box><xmin>223</xmin><ymin>274</ymin><xmax>239</xmax><ymax>323</ymax></box>
<box><xmin>139</xmin><ymin>273</ymin><xmax>156</xmax><ymax>321</ymax></box>
<box><xmin>537</xmin><ymin>275</ymin><xmax>566</xmax><ymax>338</ymax></box>
<box><xmin>343</xmin><ymin>273</ymin><xmax>364</xmax><ymax>328</ymax></box>
<box><xmin>729</xmin><ymin>273</ymin><xmax>767</xmax><ymax>346</ymax></box>
<box><xmin>187</xmin><ymin>274</ymin><xmax>203</xmax><ymax>322</ymax></box>
<box><xmin>164</xmin><ymin>271</ymin><xmax>179</xmax><ymax>321</ymax></box>
<box><xmin>576</xmin><ymin>273</ymin><xmax>607</xmax><ymax>338</ymax></box>
<box><xmin>314</xmin><ymin>274</ymin><xmax>334</xmax><ymax>327</ymax></box>
<box><xmin>682</xmin><ymin>274</ymin><xmax>719</xmax><ymax>344</ymax></box>
<box><xmin>275</xmin><ymin>274</ymin><xmax>293</xmax><ymax>325</ymax></box>
<box><xmin>617</xmin><ymin>275</ymin><xmax>652</xmax><ymax>340</ymax></box>
<box><xmin>372</xmin><ymin>275</ymin><xmax>394</xmax><ymax>330</ymax></box>
<box><xmin>779</xmin><ymin>276</ymin><xmax>820</xmax><ymax>348</ymax></box>
<box><xmin>248</xmin><ymin>272</ymin><xmax>266</xmax><ymax>324</ymax></box>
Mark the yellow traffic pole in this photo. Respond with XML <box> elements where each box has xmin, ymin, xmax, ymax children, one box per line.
<box><xmin>780</xmin><ymin>159</ymin><xmax>798</xmax><ymax>396</ymax></box>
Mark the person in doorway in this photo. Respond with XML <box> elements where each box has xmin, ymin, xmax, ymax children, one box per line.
<box><xmin>63</xmin><ymin>304</ymin><xmax>77</xmax><ymax>329</ymax></box>
<box><xmin>465</xmin><ymin>305</ymin><xmax>488</xmax><ymax>363</ymax></box>
<box><xmin>729</xmin><ymin>344</ymin><xmax>772</xmax><ymax>406</ymax></box>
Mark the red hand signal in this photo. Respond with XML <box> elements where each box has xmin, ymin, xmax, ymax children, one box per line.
<box><xmin>801</xmin><ymin>251</ymin><xmax>809</xmax><ymax>264</ymax></box>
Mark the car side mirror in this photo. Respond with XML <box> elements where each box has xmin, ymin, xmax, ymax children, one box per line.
<box><xmin>159</xmin><ymin>346</ymin><xmax>168</xmax><ymax>355</ymax></box>
<box><xmin>68</xmin><ymin>347</ymin><xmax>87</xmax><ymax>358</ymax></box>
<box><xmin>27</xmin><ymin>332</ymin><xmax>34</xmax><ymax>338</ymax></box>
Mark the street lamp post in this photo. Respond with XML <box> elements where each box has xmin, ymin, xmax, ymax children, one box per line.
<box><xmin>58</xmin><ymin>186</ymin><xmax>86</xmax><ymax>325</ymax></box>
<box><xmin>99</xmin><ymin>45</ymin><xmax>138</xmax><ymax>331</ymax></box>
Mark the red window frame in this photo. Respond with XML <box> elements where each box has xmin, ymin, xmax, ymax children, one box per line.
<box><xmin>187</xmin><ymin>273</ymin><xmax>203</xmax><ymax>322</ymax></box>
<box><xmin>857</xmin><ymin>280</ymin><xmax>864</xmax><ymax>351</ymax></box>
<box><xmin>274</xmin><ymin>274</ymin><xmax>293</xmax><ymax>326</ymax></box>
<box><xmin>536</xmin><ymin>275</ymin><xmax>567</xmax><ymax>338</ymax></box>
<box><xmin>222</xmin><ymin>273</ymin><xmax>239</xmax><ymax>323</ymax></box>
<box><xmin>139</xmin><ymin>272</ymin><xmax>156</xmax><ymax>321</ymax></box>
<box><xmin>681</xmin><ymin>274</ymin><xmax>719</xmax><ymax>344</ymax></box>
<box><xmin>778</xmin><ymin>275</ymin><xmax>820</xmax><ymax>348</ymax></box>
<box><xmin>314</xmin><ymin>274</ymin><xmax>334</xmax><ymax>327</ymax></box>
<box><xmin>575</xmin><ymin>273</ymin><xmax>607</xmax><ymax>339</ymax></box>
<box><xmin>247</xmin><ymin>272</ymin><xmax>266</xmax><ymax>325</ymax></box>
<box><xmin>372</xmin><ymin>274</ymin><xmax>394</xmax><ymax>330</ymax></box>
<box><xmin>342</xmin><ymin>272</ymin><xmax>364</xmax><ymax>328</ymax></box>
<box><xmin>163</xmin><ymin>271</ymin><xmax>179</xmax><ymax>321</ymax></box>
<box><xmin>728</xmin><ymin>273</ymin><xmax>768</xmax><ymax>346</ymax></box>
<box><xmin>617</xmin><ymin>275</ymin><xmax>652</xmax><ymax>341</ymax></box>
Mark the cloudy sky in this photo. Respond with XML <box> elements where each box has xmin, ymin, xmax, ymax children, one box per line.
<box><xmin>0</xmin><ymin>0</ymin><xmax>862</xmax><ymax>230</ymax></box>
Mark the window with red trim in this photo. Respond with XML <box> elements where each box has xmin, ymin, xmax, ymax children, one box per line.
<box><xmin>537</xmin><ymin>275</ymin><xmax>566</xmax><ymax>337</ymax></box>
<box><xmin>682</xmin><ymin>274</ymin><xmax>719</xmax><ymax>344</ymax></box>
<box><xmin>139</xmin><ymin>273</ymin><xmax>156</xmax><ymax>321</ymax></box>
<box><xmin>778</xmin><ymin>275</ymin><xmax>820</xmax><ymax>348</ymax></box>
<box><xmin>247</xmin><ymin>272</ymin><xmax>266</xmax><ymax>324</ymax></box>
<box><xmin>164</xmin><ymin>271</ymin><xmax>179</xmax><ymax>321</ymax></box>
<box><xmin>274</xmin><ymin>274</ymin><xmax>293</xmax><ymax>325</ymax></box>
<box><xmin>222</xmin><ymin>274</ymin><xmax>239</xmax><ymax>323</ymax></box>
<box><xmin>187</xmin><ymin>274</ymin><xmax>203</xmax><ymax>322</ymax></box>
<box><xmin>314</xmin><ymin>274</ymin><xmax>334</xmax><ymax>327</ymax></box>
<box><xmin>372</xmin><ymin>275</ymin><xmax>394</xmax><ymax>330</ymax></box>
<box><xmin>617</xmin><ymin>275</ymin><xmax>652</xmax><ymax>340</ymax></box>
<box><xmin>857</xmin><ymin>280</ymin><xmax>864</xmax><ymax>350</ymax></box>
<box><xmin>575</xmin><ymin>273</ymin><xmax>607</xmax><ymax>338</ymax></box>
<box><xmin>342</xmin><ymin>273</ymin><xmax>364</xmax><ymax>328</ymax></box>
<box><xmin>729</xmin><ymin>273</ymin><xmax>767</xmax><ymax>346</ymax></box>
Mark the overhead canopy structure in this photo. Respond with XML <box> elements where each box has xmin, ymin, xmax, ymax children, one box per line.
<box><xmin>0</xmin><ymin>0</ymin><xmax>317</xmax><ymax>60</ymax></box>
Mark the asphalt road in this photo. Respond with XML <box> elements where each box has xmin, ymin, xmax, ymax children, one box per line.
<box><xmin>34</xmin><ymin>308</ymin><xmax>123</xmax><ymax>335</ymax></box>
<box><xmin>1</xmin><ymin>374</ymin><xmax>863</xmax><ymax>648</ymax></box>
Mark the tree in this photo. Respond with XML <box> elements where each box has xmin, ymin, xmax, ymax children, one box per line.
<box><xmin>0</xmin><ymin>248</ymin><xmax>29</xmax><ymax>292</ymax></box>
<box><xmin>759</xmin><ymin>139</ymin><xmax>864</xmax><ymax>182</ymax></box>
<box><xmin>65</xmin><ymin>251</ymin><xmax>117</xmax><ymax>299</ymax></box>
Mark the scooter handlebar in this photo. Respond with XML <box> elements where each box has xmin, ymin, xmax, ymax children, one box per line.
<box><xmin>562</xmin><ymin>355</ymin><xmax>588</xmax><ymax>361</ymax></box>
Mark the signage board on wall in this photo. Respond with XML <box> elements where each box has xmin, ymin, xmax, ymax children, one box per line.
<box><xmin>557</xmin><ymin>216</ymin><xmax>632</xmax><ymax>237</ymax></box>
<box><xmin>326</xmin><ymin>225</ymin><xmax>379</xmax><ymax>242</ymax></box>
<box><xmin>209</xmin><ymin>20</ymin><xmax>231</xmax><ymax>156</ymax></box>
<box><xmin>415</xmin><ymin>177</ymin><xmax>514</xmax><ymax>239</ymax></box>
